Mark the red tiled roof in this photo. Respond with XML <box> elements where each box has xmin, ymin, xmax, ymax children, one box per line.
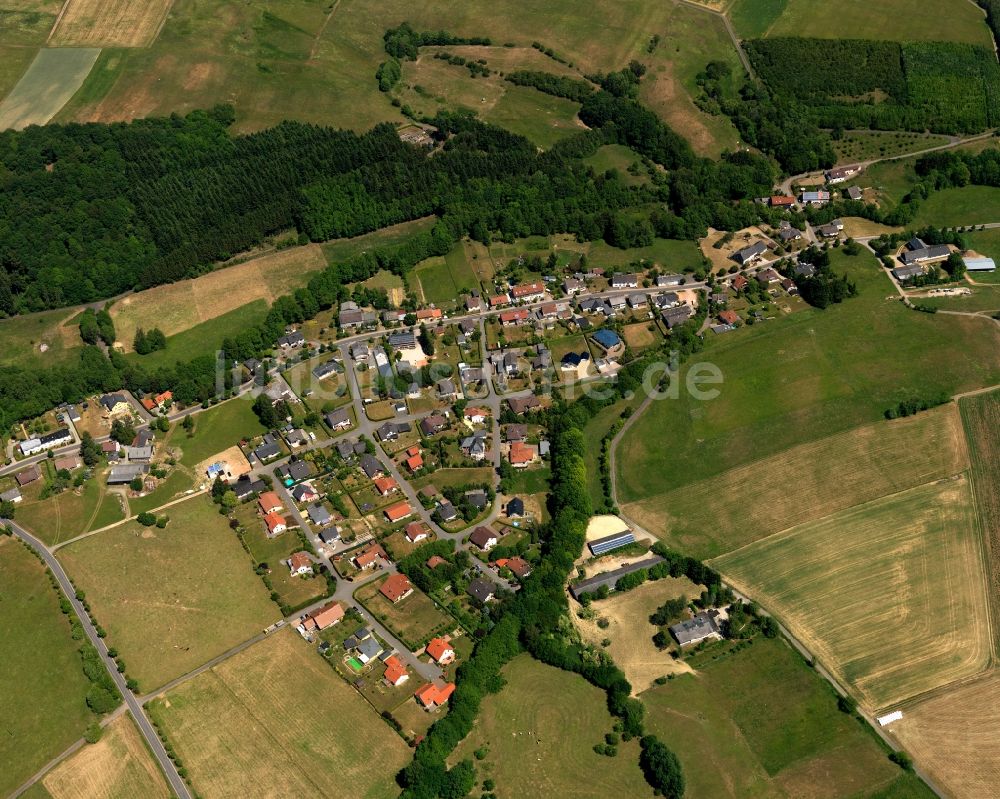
<box><xmin>509</xmin><ymin>441</ymin><xmax>536</xmax><ymax>465</ymax></box>
<box><xmin>415</xmin><ymin>682</ymin><xmax>456</xmax><ymax>708</ymax></box>
<box><xmin>374</xmin><ymin>476</ymin><xmax>398</xmax><ymax>495</ymax></box>
<box><xmin>383</xmin><ymin>655</ymin><xmax>408</xmax><ymax>685</ymax></box>
<box><xmin>258</xmin><ymin>491</ymin><xmax>282</xmax><ymax>513</ymax></box>
<box><xmin>405</xmin><ymin>454</ymin><xmax>423</xmax><ymax>472</ymax></box>
<box><xmin>426</xmin><ymin>555</ymin><xmax>448</xmax><ymax>569</ymax></box>
<box><xmin>380</xmin><ymin>573</ymin><xmax>413</xmax><ymax>603</ymax></box>
<box><xmin>384</xmin><ymin>501</ymin><xmax>413</xmax><ymax>522</ymax></box>
<box><xmin>405</xmin><ymin>522</ymin><xmax>429</xmax><ymax>542</ymax></box>
<box><xmin>426</xmin><ymin>637</ymin><xmax>454</xmax><ymax>663</ymax></box>
<box><xmin>288</xmin><ymin>551</ymin><xmax>312</xmax><ymax>571</ymax></box>
<box><xmin>719</xmin><ymin>310</ymin><xmax>739</xmax><ymax>325</ymax></box>
<box><xmin>263</xmin><ymin>512</ymin><xmax>286</xmax><ymax>534</ymax></box>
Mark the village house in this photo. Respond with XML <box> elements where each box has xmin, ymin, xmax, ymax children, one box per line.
<box><xmin>107</xmin><ymin>464</ymin><xmax>149</xmax><ymax>485</ymax></box>
<box><xmin>489</xmin><ymin>293</ymin><xmax>511</xmax><ymax>308</ymax></box>
<box><xmin>460</xmin><ymin>430</ymin><xmax>488</xmax><ymax>461</ymax></box>
<box><xmin>278</xmin><ymin>459</ymin><xmax>311</xmax><ymax>483</ymax></box>
<box><xmin>435</xmin><ymin>501</ymin><xmax>459</xmax><ymax>523</ymax></box>
<box><xmin>383</xmin><ymin>655</ymin><xmax>409</xmax><ymax>687</ymax></box>
<box><xmin>718</xmin><ymin>310</ymin><xmax>739</xmax><ymax>326</ymax></box>
<box><xmin>799</xmin><ymin>189</ymin><xmax>831</xmax><ymax>205</ymax></box>
<box><xmin>374</xmin><ymin>476</ymin><xmax>399</xmax><ymax>496</ymax></box>
<box><xmin>99</xmin><ymin>393</ymin><xmax>132</xmax><ymax>418</ymax></box>
<box><xmin>324</xmin><ymin>408</ymin><xmax>351</xmax><ymax>430</ymax></box>
<box><xmin>505</xmin><ymin>497</ymin><xmax>525</xmax><ymax>517</ymax></box>
<box><xmin>499</xmin><ymin>308</ymin><xmax>531</xmax><ymax>326</ymax></box>
<box><xmin>507</xmin><ymin>395</ymin><xmax>540</xmax><ymax>415</ymax></box>
<box><xmin>277</xmin><ymin>330</ymin><xmax>306</xmax><ymax>348</ymax></box>
<box><xmin>15</xmin><ymin>464</ymin><xmax>42</xmax><ymax>487</ymax></box>
<box><xmin>405</xmin><ymin>522</ymin><xmax>430</xmax><ymax>543</ymax></box>
<box><xmin>353</xmin><ymin>542</ymin><xmax>388</xmax><ymax>570</ymax></box>
<box><xmin>299</xmin><ymin>601</ymin><xmax>344</xmax><ymax>634</ymax></box>
<box><xmin>20</xmin><ymin>428</ymin><xmax>73</xmax><ymax>456</ymax></box>
<box><xmin>498</xmin><ymin>556</ymin><xmax>532</xmax><ymax>579</ymax></box>
<box><xmin>661</xmin><ymin>305</ymin><xmax>694</xmax><ymax>329</ymax></box>
<box><xmin>287</xmin><ymin>551</ymin><xmax>313</xmax><ymax>576</ymax></box>
<box><xmin>291</xmin><ymin>482</ymin><xmax>319</xmax><ymax>504</ymax></box>
<box><xmin>388</xmin><ymin>330</ymin><xmax>417</xmax><ymax>350</ymax></box>
<box><xmin>463</xmin><ymin>407</ymin><xmax>489</xmax><ymax>425</ymax></box>
<box><xmin>510</xmin><ymin>281</ymin><xmax>546</xmax><ymax>302</ymax></box>
<box><xmin>469</xmin><ymin>526</ymin><xmax>499</xmax><ymax>551</ymax></box>
<box><xmin>426</xmin><ymin>637</ymin><xmax>455</xmax><ymax>665</ymax></box>
<box><xmin>732</xmin><ymin>241</ymin><xmax>768</xmax><ymax>266</ymax></box>
<box><xmin>769</xmin><ymin>194</ymin><xmax>796</xmax><ymax>208</ymax></box>
<box><xmin>825</xmin><ymin>164</ymin><xmax>861</xmax><ymax>184</ymax></box>
<box><xmin>670</xmin><ymin>610</ymin><xmax>723</xmax><ymax>646</ymax></box>
<box><xmin>562</xmin><ymin>277</ymin><xmax>586</xmax><ymax>295</ymax></box>
<box><xmin>415</xmin><ymin>682</ymin><xmax>456</xmax><ymax>710</ymax></box>
<box><xmin>592</xmin><ymin>328</ymin><xmax>624</xmax><ymax>357</ymax></box>
<box><xmin>360</xmin><ymin>454</ymin><xmax>385</xmax><ymax>479</ymax></box>
<box><xmin>466</xmin><ymin>578</ymin><xmax>496</xmax><ymax>605</ymax></box>
<box><xmin>263</xmin><ymin>511</ymin><xmax>287</xmax><ymax>537</ymax></box>
<box><xmin>504</xmin><ymin>424</ymin><xmax>528</xmax><ymax>443</ymax></box>
<box><xmin>307</xmin><ymin>504</ymin><xmax>332</xmax><ymax>527</ymax></box>
<box><xmin>756</xmin><ymin>267</ymin><xmax>781</xmax><ymax>284</ymax></box>
<box><xmin>380</xmin><ymin>573</ymin><xmax>414</xmax><ymax>604</ymax></box>
<box><xmin>437</xmin><ymin>378</ymin><xmax>457</xmax><ymax>399</ymax></box>
<box><xmin>419</xmin><ymin>415</ymin><xmax>448</xmax><ymax>437</ymax></box>
<box><xmin>405</xmin><ymin>451</ymin><xmax>424</xmax><ymax>472</ymax></box>
<box><xmin>610</xmin><ymin>272</ymin><xmax>639</xmax><ymax>289</ymax></box>
<box><xmin>312</xmin><ymin>359</ymin><xmax>343</xmax><ymax>380</ymax></box>
<box><xmin>1</xmin><ymin>487</ymin><xmax>22</xmax><ymax>504</ymax></box>
<box><xmin>509</xmin><ymin>441</ymin><xmax>538</xmax><ymax>468</ymax></box>
<box><xmin>846</xmin><ymin>185</ymin><xmax>863</xmax><ymax>201</ymax></box>
<box><xmin>416</xmin><ymin>308</ymin><xmax>442</xmax><ymax>321</ymax></box>
<box><xmin>384</xmin><ymin>501</ymin><xmax>414</xmax><ymax>523</ymax></box>
<box><xmin>465</xmin><ymin>293</ymin><xmax>485</xmax><ymax>312</ymax></box>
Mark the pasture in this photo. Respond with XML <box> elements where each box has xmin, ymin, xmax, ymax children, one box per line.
<box><xmin>0</xmin><ymin>306</ymin><xmax>84</xmax><ymax>368</ymax></box>
<box><xmin>0</xmin><ymin>1</ymin><xmax>61</xmax><ymax>46</ymax></box>
<box><xmin>891</xmin><ymin>670</ymin><xmax>1000</xmax><ymax>799</ymax></box>
<box><xmin>414</xmin><ymin>244</ymin><xmax>483</xmax><ymax>306</ymax></box>
<box><xmin>961</xmin><ymin>390</ymin><xmax>1000</xmax><ymax>651</ymax></box>
<box><xmin>714</xmin><ymin>477</ymin><xmax>991</xmax><ymax>710</ymax></box>
<box><xmin>49</xmin><ymin>0</ymin><xmax>174</xmax><ymax>47</ymax></box>
<box><xmin>641</xmin><ymin>636</ymin><xmax>934</xmax><ymax>799</ymax></box>
<box><xmin>912</xmin><ymin>185</ymin><xmax>1000</xmax><ymax>227</ymax></box>
<box><xmin>0</xmin><ymin>537</ymin><xmax>92</xmax><ymax>798</ymax></box>
<box><xmin>583</xmin><ymin>144</ymin><xmax>649</xmax><ymax>185</ymax></box>
<box><xmin>147</xmin><ymin>628</ymin><xmax>408</xmax><ymax>799</ymax></box>
<box><xmin>110</xmin><ymin>244</ymin><xmax>327</xmax><ymax>352</ymax></box>
<box><xmin>57</xmin><ymin>494</ymin><xmax>277</xmax><ymax>692</ymax></box>
<box><xmin>38</xmin><ymin>715</ymin><xmax>170</xmax><ymax>799</ymax></box>
<box><xmin>744</xmin><ymin>0</ymin><xmax>994</xmax><ymax>46</ymax></box>
<box><xmin>573</xmin><ymin>577</ymin><xmax>701</xmax><ymax>692</ymax></box>
<box><xmin>625</xmin><ymin>403</ymin><xmax>970</xmax><ymax>559</ymax></box>
<box><xmin>239</xmin><ymin>515</ymin><xmax>327</xmax><ymax>610</ymax></box>
<box><xmin>616</xmin><ymin>251</ymin><xmax>1000</xmax><ymax>519</ymax></box>
<box><xmin>0</xmin><ymin>47</ymin><xmax>100</xmax><ymax>130</ymax></box>
<box><xmin>355</xmin><ymin>577</ymin><xmax>452</xmax><ymax>649</ymax></box>
<box><xmin>638</xmin><ymin>0</ymin><xmax>744</xmax><ymax>156</ymax></box>
<box><xmin>451</xmin><ymin>654</ymin><xmax>654</xmax><ymax>797</ymax></box>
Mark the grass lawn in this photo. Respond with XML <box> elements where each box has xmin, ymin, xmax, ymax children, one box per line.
<box><xmin>481</xmin><ymin>84</ymin><xmax>583</xmax><ymax>148</ymax></box>
<box><xmin>752</xmin><ymin>0</ymin><xmax>993</xmax><ymax>46</ymax></box>
<box><xmin>451</xmin><ymin>654</ymin><xmax>654</xmax><ymax>797</ymax></box>
<box><xmin>414</xmin><ymin>467</ymin><xmax>493</xmax><ymax>491</ymax></box>
<box><xmin>355</xmin><ymin>576</ymin><xmax>453</xmax><ymax>649</ymax></box>
<box><xmin>865</xmin><ymin>159</ymin><xmax>920</xmax><ymax>210</ymax></box>
<box><xmin>581</xmin><ymin>396</ymin><xmax>641</xmax><ymax>501</ymax></box>
<box><xmin>714</xmin><ymin>477</ymin><xmax>990</xmax><ymax>710</ymax></box>
<box><xmin>148</xmin><ymin>628</ymin><xmax>408</xmax><ymax>799</ymax></box>
<box><xmin>35</xmin><ymin>714</ymin><xmax>170</xmax><ymax>799</ymax></box>
<box><xmin>415</xmin><ymin>243</ymin><xmax>484</xmax><ymax>306</ymax></box>
<box><xmin>124</xmin><ymin>299</ymin><xmax>269</xmax><ymax>370</ymax></box>
<box><xmin>0</xmin><ymin>537</ymin><xmax>93</xmax><ymax>798</ymax></box>
<box><xmin>641</xmin><ymin>636</ymin><xmax>935</xmax><ymax>799</ymax></box>
<box><xmin>125</xmin><ymin>469</ymin><xmax>197</xmax><ymax>517</ymax></box>
<box><xmin>58</xmin><ymin>494</ymin><xmax>277</xmax><ymax>692</ymax></box>
<box><xmin>913</xmin><ymin>186</ymin><xmax>1000</xmax><ymax>227</ymax></box>
<box><xmin>15</xmin><ymin>478</ymin><xmax>125</xmax><ymax>547</ymax></box>
<box><xmin>617</xmin><ymin>250</ymin><xmax>1000</xmax><ymax>519</ymax></box>
<box><xmin>503</xmin><ymin>466</ymin><xmax>551</xmax><ymax>495</ymax></box>
<box><xmin>170</xmin><ymin>398</ymin><xmax>265</xmax><ymax>468</ymax></box>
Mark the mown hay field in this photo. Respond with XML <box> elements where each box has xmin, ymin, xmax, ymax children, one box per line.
<box><xmin>572</xmin><ymin>577</ymin><xmax>701</xmax><ymax>692</ymax></box>
<box><xmin>0</xmin><ymin>47</ymin><xmax>99</xmax><ymax>130</ymax></box>
<box><xmin>961</xmin><ymin>389</ymin><xmax>1000</xmax><ymax>652</ymax></box>
<box><xmin>39</xmin><ymin>715</ymin><xmax>169</xmax><ymax>799</ymax></box>
<box><xmin>625</xmin><ymin>403</ymin><xmax>970</xmax><ymax>559</ymax></box>
<box><xmin>110</xmin><ymin>244</ymin><xmax>327</xmax><ymax>352</ymax></box>
<box><xmin>148</xmin><ymin>628</ymin><xmax>408</xmax><ymax>799</ymax></box>
<box><xmin>49</xmin><ymin>0</ymin><xmax>174</xmax><ymax>47</ymax></box>
<box><xmin>0</xmin><ymin>537</ymin><xmax>93</xmax><ymax>798</ymax></box>
<box><xmin>714</xmin><ymin>477</ymin><xmax>991</xmax><ymax>710</ymax></box>
<box><xmin>641</xmin><ymin>636</ymin><xmax>935</xmax><ymax>799</ymax></box>
<box><xmin>58</xmin><ymin>494</ymin><xmax>277</xmax><ymax>692</ymax></box>
<box><xmin>450</xmin><ymin>654</ymin><xmax>654</xmax><ymax>797</ymax></box>
<box><xmin>891</xmin><ymin>670</ymin><xmax>1000</xmax><ymax>799</ymax></box>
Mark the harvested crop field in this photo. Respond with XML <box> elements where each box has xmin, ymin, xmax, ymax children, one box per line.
<box><xmin>625</xmin><ymin>404</ymin><xmax>970</xmax><ymax>559</ymax></box>
<box><xmin>714</xmin><ymin>477</ymin><xmax>991</xmax><ymax>710</ymax></box>
<box><xmin>891</xmin><ymin>670</ymin><xmax>1000</xmax><ymax>799</ymax></box>
<box><xmin>961</xmin><ymin>389</ymin><xmax>1000</xmax><ymax>652</ymax></box>
<box><xmin>57</xmin><ymin>494</ymin><xmax>277</xmax><ymax>692</ymax></box>
<box><xmin>110</xmin><ymin>244</ymin><xmax>326</xmax><ymax>351</ymax></box>
<box><xmin>40</xmin><ymin>715</ymin><xmax>169</xmax><ymax>799</ymax></box>
<box><xmin>49</xmin><ymin>0</ymin><xmax>174</xmax><ymax>47</ymax></box>
<box><xmin>572</xmin><ymin>577</ymin><xmax>700</xmax><ymax>692</ymax></box>
<box><xmin>0</xmin><ymin>47</ymin><xmax>99</xmax><ymax>130</ymax></box>
<box><xmin>148</xmin><ymin>628</ymin><xmax>408</xmax><ymax>799</ymax></box>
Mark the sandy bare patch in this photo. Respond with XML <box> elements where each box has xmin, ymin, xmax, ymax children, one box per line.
<box><xmin>700</xmin><ymin>226</ymin><xmax>773</xmax><ymax>274</ymax></box>
<box><xmin>50</xmin><ymin>0</ymin><xmax>174</xmax><ymax>47</ymax></box>
<box><xmin>195</xmin><ymin>446</ymin><xmax>251</xmax><ymax>484</ymax></box>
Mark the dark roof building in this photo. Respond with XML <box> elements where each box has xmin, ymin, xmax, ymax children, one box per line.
<box><xmin>569</xmin><ymin>555</ymin><xmax>665</xmax><ymax>600</ymax></box>
<box><xmin>588</xmin><ymin>530</ymin><xmax>636</xmax><ymax>556</ymax></box>
<box><xmin>670</xmin><ymin>610</ymin><xmax>722</xmax><ymax>646</ymax></box>
<box><xmin>467</xmin><ymin>578</ymin><xmax>497</xmax><ymax>604</ymax></box>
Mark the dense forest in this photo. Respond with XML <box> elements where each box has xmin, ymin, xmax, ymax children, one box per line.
<box><xmin>743</xmin><ymin>38</ymin><xmax>1000</xmax><ymax>135</ymax></box>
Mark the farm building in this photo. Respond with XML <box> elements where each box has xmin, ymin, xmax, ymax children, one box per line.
<box><xmin>588</xmin><ymin>526</ymin><xmax>636</xmax><ymax>555</ymax></box>
<box><xmin>107</xmin><ymin>464</ymin><xmax>149</xmax><ymax>485</ymax></box>
<box><xmin>892</xmin><ymin>264</ymin><xmax>925</xmax><ymax>281</ymax></box>
<box><xmin>569</xmin><ymin>555</ymin><xmax>666</xmax><ymax>601</ymax></box>
<box><xmin>669</xmin><ymin>610</ymin><xmax>722</xmax><ymax>646</ymax></box>
<box><xmin>964</xmin><ymin>256</ymin><xmax>997</xmax><ymax>272</ymax></box>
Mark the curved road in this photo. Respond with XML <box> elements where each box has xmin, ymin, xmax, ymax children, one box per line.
<box><xmin>5</xmin><ymin>520</ymin><xmax>192</xmax><ymax>799</ymax></box>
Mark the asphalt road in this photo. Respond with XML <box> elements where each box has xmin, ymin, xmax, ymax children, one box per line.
<box><xmin>5</xmin><ymin>520</ymin><xmax>192</xmax><ymax>799</ymax></box>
